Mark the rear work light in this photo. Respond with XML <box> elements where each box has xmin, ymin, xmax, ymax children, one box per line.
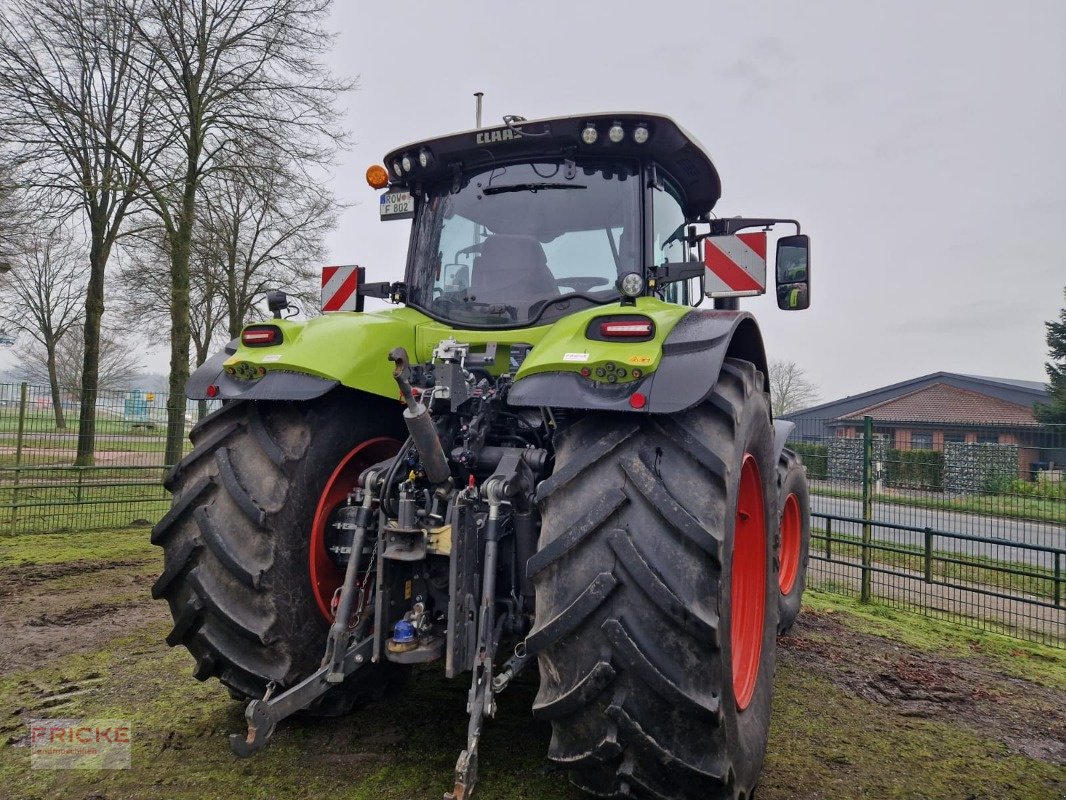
<box><xmin>241</xmin><ymin>325</ymin><xmax>283</xmax><ymax>347</ymax></box>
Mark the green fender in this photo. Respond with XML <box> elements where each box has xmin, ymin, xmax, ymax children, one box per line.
<box><xmin>188</xmin><ymin>307</ymin><xmax>428</xmax><ymax>402</ymax></box>
<box><xmin>508</xmin><ymin>303</ymin><xmax>769</xmax><ymax>414</ymax></box>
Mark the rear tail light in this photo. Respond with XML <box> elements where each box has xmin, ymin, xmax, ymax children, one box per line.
<box><xmin>241</xmin><ymin>325</ymin><xmax>282</xmax><ymax>347</ymax></box>
<box><xmin>586</xmin><ymin>314</ymin><xmax>655</xmax><ymax>342</ymax></box>
<box><xmin>600</xmin><ymin>320</ymin><xmax>653</xmax><ymax>337</ymax></box>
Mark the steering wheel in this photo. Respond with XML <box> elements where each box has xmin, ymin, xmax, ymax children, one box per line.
<box><xmin>556</xmin><ymin>276</ymin><xmax>611</xmax><ymax>293</ymax></box>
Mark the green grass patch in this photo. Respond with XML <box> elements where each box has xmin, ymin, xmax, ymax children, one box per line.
<box><xmin>803</xmin><ymin>590</ymin><xmax>1066</xmax><ymax>687</ymax></box>
<box><xmin>0</xmin><ymin>527</ymin><xmax>155</xmax><ymax>568</ymax></box>
<box><xmin>0</xmin><ymin>435</ymin><xmax>167</xmax><ymax>454</ymax></box>
<box><xmin>0</xmin><ymin>407</ymin><xmax>170</xmax><ymax>436</ymax></box>
<box><xmin>0</xmin><ymin>622</ymin><xmax>582</xmax><ymax>800</ymax></box>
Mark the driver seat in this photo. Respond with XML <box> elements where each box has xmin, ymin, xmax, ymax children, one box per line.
<box><xmin>469</xmin><ymin>234</ymin><xmax>558</xmax><ymax>309</ymax></box>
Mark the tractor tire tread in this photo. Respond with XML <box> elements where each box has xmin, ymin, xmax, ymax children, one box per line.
<box><xmin>532</xmin><ymin>357</ymin><xmax>777</xmax><ymax>800</ymax></box>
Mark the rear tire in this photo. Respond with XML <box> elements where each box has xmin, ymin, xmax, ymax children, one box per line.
<box><xmin>151</xmin><ymin>389</ymin><xmax>405</xmax><ymax>714</ymax></box>
<box><xmin>776</xmin><ymin>449</ymin><xmax>810</xmax><ymax>635</ymax></box>
<box><xmin>530</xmin><ymin>358</ymin><xmax>778</xmax><ymax>800</ymax></box>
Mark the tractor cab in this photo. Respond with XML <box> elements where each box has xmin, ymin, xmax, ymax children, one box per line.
<box><xmin>378</xmin><ymin>113</ymin><xmax>808</xmax><ymax>326</ymax></box>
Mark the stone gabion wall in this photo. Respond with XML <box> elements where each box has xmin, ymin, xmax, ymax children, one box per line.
<box><xmin>943</xmin><ymin>442</ymin><xmax>1020</xmax><ymax>495</ymax></box>
<box><xmin>828</xmin><ymin>434</ymin><xmax>889</xmax><ymax>484</ymax></box>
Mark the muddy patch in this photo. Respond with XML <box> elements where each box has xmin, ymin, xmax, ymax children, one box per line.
<box><xmin>0</xmin><ymin>557</ymin><xmax>153</xmax><ymax>599</ymax></box>
<box><xmin>781</xmin><ymin>610</ymin><xmax>1066</xmax><ymax>764</ymax></box>
<box><xmin>0</xmin><ymin>560</ymin><xmax>165</xmax><ymax>676</ymax></box>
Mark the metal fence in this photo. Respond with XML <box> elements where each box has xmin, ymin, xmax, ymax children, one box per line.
<box><xmin>0</xmin><ymin>382</ymin><xmax>216</xmax><ymax>534</ymax></box>
<box><xmin>1</xmin><ymin>381</ymin><xmax>1062</xmax><ymax>648</ymax></box>
<box><xmin>787</xmin><ymin>415</ymin><xmax>1066</xmax><ymax>647</ymax></box>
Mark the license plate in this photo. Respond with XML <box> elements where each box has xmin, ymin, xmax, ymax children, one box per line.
<box><xmin>380</xmin><ymin>190</ymin><xmax>414</xmax><ymax>220</ymax></box>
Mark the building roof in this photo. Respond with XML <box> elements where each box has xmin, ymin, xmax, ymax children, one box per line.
<box><xmin>787</xmin><ymin>372</ymin><xmax>1048</xmax><ymax>423</ymax></box>
<box><xmin>837</xmin><ymin>383</ymin><xmax>1039</xmax><ymax>426</ymax></box>
<box><xmin>957</xmin><ymin>375</ymin><xmax>1048</xmax><ymax>392</ymax></box>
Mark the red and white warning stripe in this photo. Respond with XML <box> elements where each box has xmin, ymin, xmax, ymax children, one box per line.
<box><xmin>321</xmin><ymin>265</ymin><xmax>362</xmax><ymax>312</ymax></box>
<box><xmin>704</xmin><ymin>232</ymin><xmax>766</xmax><ymax>297</ymax></box>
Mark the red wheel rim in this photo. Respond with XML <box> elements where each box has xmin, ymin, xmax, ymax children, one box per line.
<box><xmin>309</xmin><ymin>437</ymin><xmax>400</xmax><ymax>621</ymax></box>
<box><xmin>779</xmin><ymin>492</ymin><xmax>801</xmax><ymax>595</ymax></box>
<box><xmin>731</xmin><ymin>453</ymin><xmax>767</xmax><ymax>711</ymax></box>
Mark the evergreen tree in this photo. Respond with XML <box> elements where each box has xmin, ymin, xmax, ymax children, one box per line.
<box><xmin>1035</xmin><ymin>287</ymin><xmax>1066</xmax><ymax>424</ymax></box>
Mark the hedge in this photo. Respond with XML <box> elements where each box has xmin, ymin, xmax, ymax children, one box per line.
<box><xmin>885</xmin><ymin>448</ymin><xmax>944</xmax><ymax>491</ymax></box>
<box><xmin>790</xmin><ymin>442</ymin><xmax>828</xmax><ymax>480</ymax></box>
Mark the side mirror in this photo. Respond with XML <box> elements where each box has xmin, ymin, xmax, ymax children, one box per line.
<box><xmin>443</xmin><ymin>263</ymin><xmax>469</xmax><ymax>292</ymax></box>
<box><xmin>775</xmin><ymin>234</ymin><xmax>810</xmax><ymax>310</ymax></box>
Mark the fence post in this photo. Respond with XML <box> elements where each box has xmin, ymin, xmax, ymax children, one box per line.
<box><xmin>923</xmin><ymin>527</ymin><xmax>933</xmax><ymax>583</ymax></box>
<box><xmin>860</xmin><ymin>415</ymin><xmax>873</xmax><ymax>602</ymax></box>
<box><xmin>825</xmin><ymin>517</ymin><xmax>832</xmax><ymax>560</ymax></box>
<box><xmin>1055</xmin><ymin>552</ymin><xmax>1062</xmax><ymax>608</ymax></box>
<box><xmin>10</xmin><ymin>382</ymin><xmax>28</xmax><ymax>528</ymax></box>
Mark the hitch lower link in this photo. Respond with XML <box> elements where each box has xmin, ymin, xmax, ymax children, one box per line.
<box><xmin>229</xmin><ymin>465</ymin><xmax>387</xmax><ymax>758</ymax></box>
<box><xmin>445</xmin><ymin>452</ymin><xmax>537</xmax><ymax>800</ymax></box>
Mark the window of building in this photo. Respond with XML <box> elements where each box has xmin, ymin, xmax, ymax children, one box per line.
<box><xmin>911</xmin><ymin>432</ymin><xmax>933</xmax><ymax>450</ymax></box>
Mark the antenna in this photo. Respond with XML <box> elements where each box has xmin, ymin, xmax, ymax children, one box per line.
<box><xmin>474</xmin><ymin>92</ymin><xmax>484</xmax><ymax>129</ymax></box>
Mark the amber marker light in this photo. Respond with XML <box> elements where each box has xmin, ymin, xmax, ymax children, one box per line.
<box><xmin>366</xmin><ymin>164</ymin><xmax>390</xmax><ymax>189</ymax></box>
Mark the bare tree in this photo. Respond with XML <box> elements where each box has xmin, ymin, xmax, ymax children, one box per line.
<box><xmin>0</xmin><ymin>226</ymin><xmax>86</xmax><ymax>427</ymax></box>
<box><xmin>0</xmin><ymin>160</ymin><xmax>32</xmax><ymax>268</ymax></box>
<box><xmin>0</xmin><ymin>0</ymin><xmax>155</xmax><ymax>464</ymax></box>
<box><xmin>199</xmin><ymin>149</ymin><xmax>333</xmax><ymax>338</ymax></box>
<box><xmin>16</xmin><ymin>323</ymin><xmax>142</xmax><ymax>393</ymax></box>
<box><xmin>769</xmin><ymin>358</ymin><xmax>821</xmax><ymax>417</ymax></box>
<box><xmin>105</xmin><ymin>0</ymin><xmax>351</xmax><ymax>465</ymax></box>
<box><xmin>117</xmin><ymin>227</ymin><xmax>229</xmax><ymax>366</ymax></box>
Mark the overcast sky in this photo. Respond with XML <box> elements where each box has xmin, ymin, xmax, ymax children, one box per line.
<box><xmin>314</xmin><ymin>0</ymin><xmax>1065</xmax><ymax>403</ymax></box>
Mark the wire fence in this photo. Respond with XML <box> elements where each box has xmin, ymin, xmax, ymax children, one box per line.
<box><xmin>787</xmin><ymin>415</ymin><xmax>1066</xmax><ymax>647</ymax></box>
<box><xmin>0</xmin><ymin>381</ymin><xmax>1062</xmax><ymax>648</ymax></box>
<box><xmin>0</xmin><ymin>382</ymin><xmax>216</xmax><ymax>534</ymax></box>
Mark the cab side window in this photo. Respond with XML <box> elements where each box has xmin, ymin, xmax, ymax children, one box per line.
<box><xmin>652</xmin><ymin>177</ymin><xmax>689</xmax><ymax>304</ymax></box>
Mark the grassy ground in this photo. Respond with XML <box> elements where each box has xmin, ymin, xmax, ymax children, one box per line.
<box><xmin>0</xmin><ymin>408</ymin><xmax>169</xmax><ymax>437</ymax></box>
<box><xmin>0</xmin><ymin>528</ymin><xmax>1062</xmax><ymax>799</ymax></box>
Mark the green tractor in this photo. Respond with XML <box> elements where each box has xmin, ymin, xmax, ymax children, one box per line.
<box><xmin>154</xmin><ymin>112</ymin><xmax>812</xmax><ymax>800</ymax></box>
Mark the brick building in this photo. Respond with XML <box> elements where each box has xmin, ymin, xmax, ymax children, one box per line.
<box><xmin>785</xmin><ymin>373</ymin><xmax>1063</xmax><ymax>475</ymax></box>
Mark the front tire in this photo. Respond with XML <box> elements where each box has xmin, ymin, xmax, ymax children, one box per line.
<box><xmin>151</xmin><ymin>390</ymin><xmax>405</xmax><ymax>713</ymax></box>
<box><xmin>776</xmin><ymin>448</ymin><xmax>810</xmax><ymax>635</ymax></box>
<box><xmin>530</xmin><ymin>359</ymin><xmax>778</xmax><ymax>800</ymax></box>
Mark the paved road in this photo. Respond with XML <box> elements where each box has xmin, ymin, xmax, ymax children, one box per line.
<box><xmin>810</xmin><ymin>494</ymin><xmax>1065</xmax><ymax>568</ymax></box>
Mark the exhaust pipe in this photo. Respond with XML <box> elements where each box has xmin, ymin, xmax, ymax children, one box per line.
<box><xmin>389</xmin><ymin>347</ymin><xmax>451</xmax><ymax>487</ymax></box>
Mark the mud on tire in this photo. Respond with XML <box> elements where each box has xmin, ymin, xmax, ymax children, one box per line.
<box><xmin>151</xmin><ymin>390</ymin><xmax>405</xmax><ymax>714</ymax></box>
<box><xmin>529</xmin><ymin>358</ymin><xmax>779</xmax><ymax>800</ymax></box>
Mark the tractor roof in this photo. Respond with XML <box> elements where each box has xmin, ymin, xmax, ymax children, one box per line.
<box><xmin>383</xmin><ymin>112</ymin><xmax>722</xmax><ymax>215</ymax></box>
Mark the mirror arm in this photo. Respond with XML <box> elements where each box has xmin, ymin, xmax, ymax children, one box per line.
<box><xmin>358</xmin><ymin>281</ymin><xmax>408</xmax><ymax>304</ymax></box>
<box><xmin>695</xmin><ymin>217</ymin><xmax>801</xmax><ymax>239</ymax></box>
<box><xmin>652</xmin><ymin>261</ymin><xmax>704</xmax><ymax>287</ymax></box>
